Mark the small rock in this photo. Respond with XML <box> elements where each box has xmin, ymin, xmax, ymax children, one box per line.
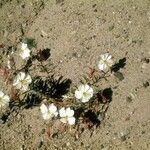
<box><xmin>147</xmin><ymin>12</ymin><xmax>150</xmax><ymax>22</ymax></box>
<box><xmin>92</xmin><ymin>4</ymin><xmax>97</xmax><ymax>8</ymax></box>
<box><xmin>141</xmin><ymin>63</ymin><xmax>148</xmax><ymax>69</ymax></box>
<box><xmin>41</xmin><ymin>128</ymin><xmax>46</xmax><ymax>134</ymax></box>
<box><xmin>121</xmin><ymin>135</ymin><xmax>126</xmax><ymax>141</ymax></box>
<box><xmin>101</xmin><ymin>144</ymin><xmax>105</xmax><ymax>149</ymax></box>
<box><xmin>141</xmin><ymin>58</ymin><xmax>149</xmax><ymax>64</ymax></box>
<box><xmin>66</xmin><ymin>142</ymin><xmax>70</xmax><ymax>147</ymax></box>
<box><xmin>119</xmin><ymin>129</ymin><xmax>130</xmax><ymax>142</ymax></box>
<box><xmin>101</xmin><ymin>145</ymin><xmax>110</xmax><ymax>150</ymax></box>
<box><xmin>143</xmin><ymin>81</ymin><xmax>149</xmax><ymax>88</ymax></box>
<box><xmin>126</xmin><ymin>96</ymin><xmax>132</xmax><ymax>103</ymax></box>
<box><xmin>94</xmin><ymin>9</ymin><xmax>97</xmax><ymax>12</ymax></box>
<box><xmin>17</xmin><ymin>114</ymin><xmax>21</xmax><ymax>119</ymax></box>
<box><xmin>38</xmin><ymin>140</ymin><xmax>43</xmax><ymax>148</ymax></box>
<box><xmin>3</xmin><ymin>30</ymin><xmax>8</xmax><ymax>38</ymax></box>
<box><xmin>108</xmin><ymin>25</ymin><xmax>114</xmax><ymax>31</ymax></box>
<box><xmin>72</xmin><ymin>52</ymin><xmax>78</xmax><ymax>58</ymax></box>
<box><xmin>21</xmin><ymin>145</ymin><xmax>25</xmax><ymax>150</ymax></box>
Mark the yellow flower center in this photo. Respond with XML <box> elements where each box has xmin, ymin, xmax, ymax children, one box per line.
<box><xmin>83</xmin><ymin>92</ymin><xmax>87</xmax><ymax>97</ymax></box>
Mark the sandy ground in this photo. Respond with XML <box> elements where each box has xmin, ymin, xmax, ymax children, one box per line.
<box><xmin>0</xmin><ymin>0</ymin><xmax>150</xmax><ymax>149</ymax></box>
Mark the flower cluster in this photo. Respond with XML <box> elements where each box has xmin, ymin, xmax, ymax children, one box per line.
<box><xmin>39</xmin><ymin>53</ymin><xmax>114</xmax><ymax>126</ymax></box>
<box><xmin>40</xmin><ymin>103</ymin><xmax>75</xmax><ymax>125</ymax></box>
<box><xmin>1</xmin><ymin>39</ymin><xmax>115</xmax><ymax>136</ymax></box>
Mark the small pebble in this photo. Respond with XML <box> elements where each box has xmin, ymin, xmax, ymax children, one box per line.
<box><xmin>38</xmin><ymin>141</ymin><xmax>43</xmax><ymax>148</ymax></box>
<box><xmin>126</xmin><ymin>96</ymin><xmax>132</xmax><ymax>103</ymax></box>
<box><xmin>141</xmin><ymin>58</ymin><xmax>149</xmax><ymax>64</ymax></box>
<box><xmin>41</xmin><ymin>128</ymin><xmax>46</xmax><ymax>134</ymax></box>
<box><xmin>143</xmin><ymin>81</ymin><xmax>149</xmax><ymax>88</ymax></box>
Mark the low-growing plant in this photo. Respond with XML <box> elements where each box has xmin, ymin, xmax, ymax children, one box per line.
<box><xmin>0</xmin><ymin>38</ymin><xmax>126</xmax><ymax>139</ymax></box>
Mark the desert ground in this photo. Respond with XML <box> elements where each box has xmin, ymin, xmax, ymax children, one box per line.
<box><xmin>0</xmin><ymin>0</ymin><xmax>150</xmax><ymax>150</ymax></box>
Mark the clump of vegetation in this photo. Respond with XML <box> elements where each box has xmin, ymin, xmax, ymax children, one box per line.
<box><xmin>0</xmin><ymin>38</ymin><xmax>125</xmax><ymax>139</ymax></box>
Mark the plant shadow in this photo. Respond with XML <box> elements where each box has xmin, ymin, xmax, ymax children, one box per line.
<box><xmin>97</xmin><ymin>87</ymin><xmax>113</xmax><ymax>103</ymax></box>
<box><xmin>111</xmin><ymin>57</ymin><xmax>126</xmax><ymax>72</ymax></box>
<box><xmin>36</xmin><ymin>48</ymin><xmax>51</xmax><ymax>62</ymax></box>
<box><xmin>84</xmin><ymin>110</ymin><xmax>101</xmax><ymax>128</ymax></box>
<box><xmin>23</xmin><ymin>75</ymin><xmax>72</xmax><ymax>108</ymax></box>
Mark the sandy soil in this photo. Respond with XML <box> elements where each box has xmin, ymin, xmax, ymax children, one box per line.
<box><xmin>0</xmin><ymin>0</ymin><xmax>150</xmax><ymax>149</ymax></box>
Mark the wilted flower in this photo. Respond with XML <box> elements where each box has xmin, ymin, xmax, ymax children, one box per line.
<box><xmin>40</xmin><ymin>103</ymin><xmax>58</xmax><ymax>120</ymax></box>
<box><xmin>0</xmin><ymin>91</ymin><xmax>10</xmax><ymax>108</ymax></box>
<box><xmin>59</xmin><ymin>107</ymin><xmax>75</xmax><ymax>125</ymax></box>
<box><xmin>98</xmin><ymin>53</ymin><xmax>113</xmax><ymax>71</ymax></box>
<box><xmin>13</xmin><ymin>72</ymin><xmax>32</xmax><ymax>91</ymax></box>
<box><xmin>20</xmin><ymin>43</ymin><xmax>31</xmax><ymax>60</ymax></box>
<box><xmin>75</xmin><ymin>84</ymin><xmax>93</xmax><ymax>103</ymax></box>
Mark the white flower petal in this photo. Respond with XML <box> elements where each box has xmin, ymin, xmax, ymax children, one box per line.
<box><xmin>42</xmin><ymin>113</ymin><xmax>51</xmax><ymax>120</ymax></box>
<box><xmin>3</xmin><ymin>95</ymin><xmax>10</xmax><ymax>102</ymax></box>
<box><xmin>100</xmin><ymin>54</ymin><xmax>105</xmax><ymax>60</ymax></box>
<box><xmin>0</xmin><ymin>91</ymin><xmax>4</xmax><ymax>97</ymax></box>
<box><xmin>16</xmin><ymin>82</ymin><xmax>22</xmax><ymax>90</ymax></box>
<box><xmin>68</xmin><ymin>117</ymin><xmax>75</xmax><ymax>125</ymax></box>
<box><xmin>13</xmin><ymin>77</ymin><xmax>20</xmax><ymax>86</ymax></box>
<box><xmin>107</xmin><ymin>59</ymin><xmax>113</xmax><ymax>67</ymax></box>
<box><xmin>40</xmin><ymin>104</ymin><xmax>48</xmax><ymax>114</ymax></box>
<box><xmin>25</xmin><ymin>74</ymin><xmax>32</xmax><ymax>83</ymax></box>
<box><xmin>107</xmin><ymin>55</ymin><xmax>112</xmax><ymax>60</ymax></box>
<box><xmin>75</xmin><ymin>90</ymin><xmax>82</xmax><ymax>99</ymax></box>
<box><xmin>20</xmin><ymin>49</ymin><xmax>30</xmax><ymax>60</ymax></box>
<box><xmin>20</xmin><ymin>43</ymin><xmax>31</xmax><ymax>60</ymax></box>
<box><xmin>21</xmin><ymin>84</ymin><xmax>29</xmax><ymax>91</ymax></box>
<box><xmin>103</xmin><ymin>63</ymin><xmax>108</xmax><ymax>70</ymax></box>
<box><xmin>59</xmin><ymin>107</ymin><xmax>67</xmax><ymax>117</ymax></box>
<box><xmin>81</xmin><ymin>96</ymin><xmax>91</xmax><ymax>103</ymax></box>
<box><xmin>84</xmin><ymin>84</ymin><xmax>90</xmax><ymax>91</ymax></box>
<box><xmin>103</xmin><ymin>53</ymin><xmax>109</xmax><ymax>60</ymax></box>
<box><xmin>54</xmin><ymin>111</ymin><xmax>58</xmax><ymax>117</ymax></box>
<box><xmin>49</xmin><ymin>103</ymin><xmax>57</xmax><ymax>113</ymax></box>
<box><xmin>19</xmin><ymin>72</ymin><xmax>26</xmax><ymax>80</ymax></box>
<box><xmin>98</xmin><ymin>63</ymin><xmax>105</xmax><ymax>71</ymax></box>
<box><xmin>98</xmin><ymin>53</ymin><xmax>113</xmax><ymax>71</ymax></box>
<box><xmin>21</xmin><ymin>43</ymin><xmax>28</xmax><ymax>50</ymax></box>
<box><xmin>78</xmin><ymin>84</ymin><xmax>85</xmax><ymax>92</ymax></box>
<box><xmin>66</xmin><ymin>107</ymin><xmax>74</xmax><ymax>117</ymax></box>
<box><xmin>87</xmin><ymin>87</ymin><xmax>93</xmax><ymax>95</ymax></box>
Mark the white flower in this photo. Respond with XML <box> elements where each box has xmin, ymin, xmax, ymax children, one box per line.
<box><xmin>0</xmin><ymin>91</ymin><xmax>10</xmax><ymax>108</ymax></box>
<box><xmin>59</xmin><ymin>107</ymin><xmax>75</xmax><ymax>125</ymax></box>
<box><xmin>13</xmin><ymin>72</ymin><xmax>32</xmax><ymax>91</ymax></box>
<box><xmin>75</xmin><ymin>84</ymin><xmax>93</xmax><ymax>103</ymax></box>
<box><xmin>40</xmin><ymin>103</ymin><xmax>58</xmax><ymax>120</ymax></box>
<box><xmin>98</xmin><ymin>53</ymin><xmax>113</xmax><ymax>71</ymax></box>
<box><xmin>20</xmin><ymin>43</ymin><xmax>31</xmax><ymax>60</ymax></box>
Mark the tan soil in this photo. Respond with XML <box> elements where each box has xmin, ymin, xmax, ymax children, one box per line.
<box><xmin>0</xmin><ymin>0</ymin><xmax>150</xmax><ymax>150</ymax></box>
